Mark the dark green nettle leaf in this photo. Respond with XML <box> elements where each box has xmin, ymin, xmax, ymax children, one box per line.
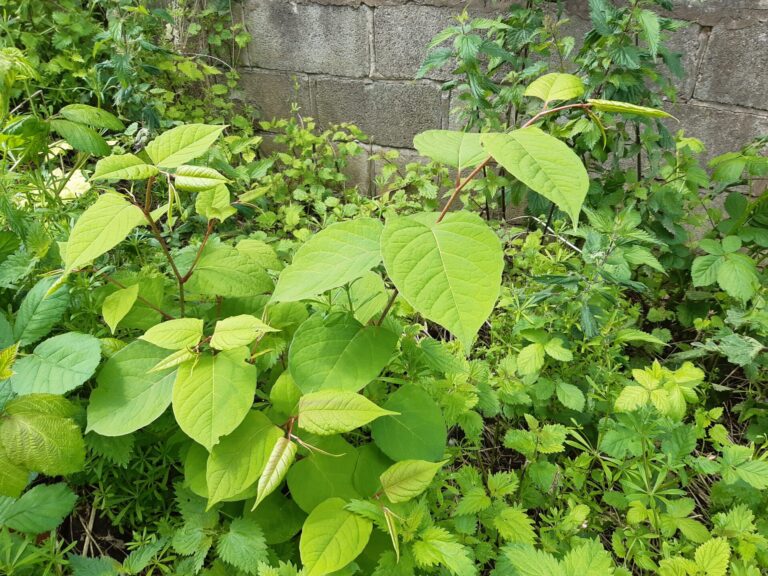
<box><xmin>9</xmin><ymin>332</ymin><xmax>101</xmax><ymax>395</ymax></box>
<box><xmin>13</xmin><ymin>276</ymin><xmax>69</xmax><ymax>347</ymax></box>
<box><xmin>289</xmin><ymin>313</ymin><xmax>397</xmax><ymax>394</ymax></box>
<box><xmin>172</xmin><ymin>347</ymin><xmax>256</xmax><ymax>450</ymax></box>
<box><xmin>299</xmin><ymin>497</ymin><xmax>372</xmax><ymax>576</ymax></box>
<box><xmin>371</xmin><ymin>384</ymin><xmax>446</xmax><ymax>462</ymax></box>
<box><xmin>272</xmin><ymin>218</ymin><xmax>383</xmax><ymax>303</ymax></box>
<box><xmin>413</xmin><ymin>130</ymin><xmax>486</xmax><ymax>171</ymax></box>
<box><xmin>87</xmin><ymin>340</ymin><xmax>178</xmax><ymax>436</ymax></box>
<box><xmin>381</xmin><ymin>211</ymin><xmax>503</xmax><ymax>351</ymax></box>
<box><xmin>481</xmin><ymin>129</ymin><xmax>589</xmax><ymax>225</ymax></box>
<box><xmin>0</xmin><ymin>483</ymin><xmax>77</xmax><ymax>534</ymax></box>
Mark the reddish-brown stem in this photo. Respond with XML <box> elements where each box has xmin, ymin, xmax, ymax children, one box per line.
<box><xmin>435</xmin><ymin>103</ymin><xmax>593</xmax><ymax>222</ymax></box>
<box><xmin>144</xmin><ymin>175</ymin><xmax>155</xmax><ymax>212</ymax></box>
<box><xmin>181</xmin><ymin>219</ymin><xmax>215</xmax><ymax>284</ymax></box>
<box><xmin>375</xmin><ymin>288</ymin><xmax>399</xmax><ymax>326</ymax></box>
<box><xmin>139</xmin><ymin>207</ymin><xmax>186</xmax><ymax>316</ymax></box>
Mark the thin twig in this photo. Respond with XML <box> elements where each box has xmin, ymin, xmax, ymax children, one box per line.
<box><xmin>181</xmin><ymin>219</ymin><xmax>215</xmax><ymax>283</ymax></box>
<box><xmin>376</xmin><ymin>289</ymin><xmax>398</xmax><ymax>326</ymax></box>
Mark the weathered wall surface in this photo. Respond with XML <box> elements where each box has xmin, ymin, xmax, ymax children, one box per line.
<box><xmin>239</xmin><ymin>0</ymin><xmax>768</xmax><ymax>185</ymax></box>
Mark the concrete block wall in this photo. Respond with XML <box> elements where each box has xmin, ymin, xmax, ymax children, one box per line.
<box><xmin>239</xmin><ymin>0</ymin><xmax>768</xmax><ymax>187</ymax></box>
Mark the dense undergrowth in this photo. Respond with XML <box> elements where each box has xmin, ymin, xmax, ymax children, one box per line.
<box><xmin>0</xmin><ymin>0</ymin><xmax>767</xmax><ymax>575</ymax></box>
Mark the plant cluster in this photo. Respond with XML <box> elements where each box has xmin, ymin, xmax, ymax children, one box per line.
<box><xmin>0</xmin><ymin>1</ymin><xmax>767</xmax><ymax>576</ymax></box>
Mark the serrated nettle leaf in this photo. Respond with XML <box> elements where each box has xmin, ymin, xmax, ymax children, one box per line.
<box><xmin>544</xmin><ymin>338</ymin><xmax>573</xmax><ymax>362</ymax></box>
<box><xmin>253</xmin><ymin>437</ymin><xmax>296</xmax><ymax>510</ymax></box>
<box><xmin>0</xmin><ymin>343</ymin><xmax>17</xmax><ymax>380</ymax></box>
<box><xmin>379</xmin><ymin>459</ymin><xmax>446</xmax><ymax>503</ymax></box>
<box><xmin>272</xmin><ymin>218</ymin><xmax>383</xmax><ymax>303</ymax></box>
<box><xmin>587</xmin><ymin>99</ymin><xmax>673</xmax><ymax>119</ymax></box>
<box><xmin>0</xmin><ymin>483</ymin><xmax>77</xmax><ymax>534</ymax></box>
<box><xmin>555</xmin><ymin>382</ymin><xmax>585</xmax><ymax>412</ymax></box>
<box><xmin>59</xmin><ymin>104</ymin><xmax>124</xmax><ymax>131</ymax></box>
<box><xmin>50</xmin><ymin>119</ymin><xmax>111</xmax><ymax>156</ymax></box>
<box><xmin>216</xmin><ymin>517</ymin><xmax>268</xmax><ymax>573</ymax></box>
<box><xmin>694</xmin><ymin>538</ymin><xmax>730</xmax><ymax>576</ymax></box>
<box><xmin>0</xmin><ymin>449</ymin><xmax>28</xmax><ymax>498</ymax></box>
<box><xmin>299</xmin><ymin>497</ymin><xmax>372</xmax><ymax>576</ymax></box>
<box><xmin>91</xmin><ymin>154</ymin><xmax>159</xmax><ymax>181</ymax></box>
<box><xmin>210</xmin><ymin>314</ymin><xmax>277</xmax><ymax>351</ymax></box>
<box><xmin>140</xmin><ymin>318</ymin><xmax>204</xmax><ymax>350</ymax></box>
<box><xmin>102</xmin><ymin>284</ymin><xmax>139</xmax><ymax>334</ymax></box>
<box><xmin>145</xmin><ymin>124</ymin><xmax>226</xmax><ymax>169</ymax></box>
<box><xmin>297</xmin><ymin>390</ymin><xmax>397</xmax><ymax>435</ymax></box>
<box><xmin>64</xmin><ymin>193</ymin><xmax>146</xmax><ymax>273</ymax></box>
<box><xmin>524</xmin><ymin>73</ymin><xmax>585</xmax><ymax>104</ymax></box>
<box><xmin>172</xmin><ymin>347</ymin><xmax>256</xmax><ymax>450</ymax></box>
<box><xmin>413</xmin><ymin>130</ymin><xmax>486</xmax><ymax>171</ymax></box>
<box><xmin>482</xmin><ymin>128</ymin><xmax>589</xmax><ymax>225</ymax></box>
<box><xmin>289</xmin><ymin>313</ymin><xmax>398</xmax><ymax>394</ymax></box>
<box><xmin>174</xmin><ymin>165</ymin><xmax>229</xmax><ymax>191</ymax></box>
<box><xmin>14</xmin><ymin>276</ymin><xmax>69</xmax><ymax>347</ymax></box>
<box><xmin>9</xmin><ymin>331</ymin><xmax>101</xmax><ymax>395</ymax></box>
<box><xmin>517</xmin><ymin>343</ymin><xmax>545</xmax><ymax>376</ymax></box>
<box><xmin>1</xmin><ymin>412</ymin><xmax>85</xmax><ymax>475</ymax></box>
<box><xmin>195</xmin><ymin>184</ymin><xmax>236</xmax><ymax>222</ymax></box>
<box><xmin>4</xmin><ymin>394</ymin><xmax>78</xmax><ymax>418</ymax></box>
<box><xmin>206</xmin><ymin>410</ymin><xmax>283</xmax><ymax>508</ymax></box>
<box><xmin>381</xmin><ymin>211</ymin><xmax>503</xmax><ymax>351</ymax></box>
<box><xmin>692</xmin><ymin>252</ymin><xmax>760</xmax><ymax>302</ymax></box>
<box><xmin>87</xmin><ymin>340</ymin><xmax>177</xmax><ymax>436</ymax></box>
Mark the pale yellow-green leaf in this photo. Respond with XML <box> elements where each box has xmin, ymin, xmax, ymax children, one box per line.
<box><xmin>140</xmin><ymin>318</ymin><xmax>203</xmax><ymax>350</ymax></box>
<box><xmin>252</xmin><ymin>437</ymin><xmax>296</xmax><ymax>510</ymax></box>
<box><xmin>210</xmin><ymin>314</ymin><xmax>278</xmax><ymax>351</ymax></box>
<box><xmin>91</xmin><ymin>154</ymin><xmax>159</xmax><ymax>181</ymax></box>
<box><xmin>145</xmin><ymin>124</ymin><xmax>226</xmax><ymax>169</ymax></box>
<box><xmin>413</xmin><ymin>130</ymin><xmax>486</xmax><ymax>171</ymax></box>
<box><xmin>588</xmin><ymin>99</ymin><xmax>673</xmax><ymax>119</ymax></box>
<box><xmin>524</xmin><ymin>73</ymin><xmax>585</xmax><ymax>104</ymax></box>
<box><xmin>102</xmin><ymin>284</ymin><xmax>139</xmax><ymax>334</ymax></box>
<box><xmin>297</xmin><ymin>390</ymin><xmax>397</xmax><ymax>435</ymax></box>
<box><xmin>379</xmin><ymin>459</ymin><xmax>446</xmax><ymax>503</ymax></box>
<box><xmin>174</xmin><ymin>165</ymin><xmax>229</xmax><ymax>191</ymax></box>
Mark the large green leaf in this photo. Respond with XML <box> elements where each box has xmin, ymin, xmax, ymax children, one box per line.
<box><xmin>1</xmin><ymin>412</ymin><xmax>85</xmax><ymax>475</ymax></box>
<box><xmin>287</xmin><ymin>435</ymin><xmax>360</xmax><ymax>513</ymax></box>
<box><xmin>64</xmin><ymin>193</ymin><xmax>146</xmax><ymax>273</ymax></box>
<box><xmin>0</xmin><ymin>483</ymin><xmax>77</xmax><ymax>534</ymax></box>
<box><xmin>298</xmin><ymin>390</ymin><xmax>396</xmax><ymax>435</ymax></box>
<box><xmin>413</xmin><ymin>130</ymin><xmax>486</xmax><ymax>171</ymax></box>
<box><xmin>206</xmin><ymin>410</ymin><xmax>283</xmax><ymax>508</ymax></box>
<box><xmin>86</xmin><ymin>340</ymin><xmax>177</xmax><ymax>436</ymax></box>
<box><xmin>13</xmin><ymin>276</ymin><xmax>69</xmax><ymax>346</ymax></box>
<box><xmin>91</xmin><ymin>154</ymin><xmax>159</xmax><ymax>181</ymax></box>
<box><xmin>174</xmin><ymin>165</ymin><xmax>229</xmax><ymax>191</ymax></box>
<box><xmin>145</xmin><ymin>124</ymin><xmax>225</xmax><ymax>169</ymax></box>
<box><xmin>181</xmin><ymin>241</ymin><xmax>273</xmax><ymax>298</ymax></box>
<box><xmin>482</xmin><ymin>128</ymin><xmax>589</xmax><ymax>225</ymax></box>
<box><xmin>380</xmin><ymin>459</ymin><xmax>446</xmax><ymax>503</ymax></box>
<box><xmin>9</xmin><ymin>332</ymin><xmax>101</xmax><ymax>395</ymax></box>
<box><xmin>299</xmin><ymin>497</ymin><xmax>372</xmax><ymax>576</ymax></box>
<box><xmin>172</xmin><ymin>347</ymin><xmax>255</xmax><ymax>450</ymax></box>
<box><xmin>288</xmin><ymin>313</ymin><xmax>398</xmax><ymax>394</ymax></box>
<box><xmin>381</xmin><ymin>211</ymin><xmax>503</xmax><ymax>350</ymax></box>
<box><xmin>272</xmin><ymin>218</ymin><xmax>383</xmax><ymax>303</ymax></box>
<box><xmin>50</xmin><ymin>119</ymin><xmax>110</xmax><ymax>156</ymax></box>
<box><xmin>59</xmin><ymin>104</ymin><xmax>124</xmax><ymax>131</ymax></box>
<box><xmin>524</xmin><ymin>73</ymin><xmax>585</xmax><ymax>104</ymax></box>
<box><xmin>370</xmin><ymin>384</ymin><xmax>446</xmax><ymax>462</ymax></box>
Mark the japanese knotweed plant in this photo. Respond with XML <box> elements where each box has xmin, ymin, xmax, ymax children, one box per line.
<box><xmin>0</xmin><ymin>74</ymin><xmax>682</xmax><ymax>575</ymax></box>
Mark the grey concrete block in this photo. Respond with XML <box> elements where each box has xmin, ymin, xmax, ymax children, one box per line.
<box><xmin>373</xmin><ymin>6</ymin><xmax>455</xmax><ymax>80</ymax></box>
<box><xmin>667</xmin><ymin>101</ymin><xmax>768</xmax><ymax>160</ymax></box>
<box><xmin>244</xmin><ymin>0</ymin><xmax>370</xmax><ymax>77</ymax></box>
<box><xmin>238</xmin><ymin>69</ymin><xmax>313</xmax><ymax>121</ymax></box>
<box><xmin>314</xmin><ymin>78</ymin><xmax>445</xmax><ymax>147</ymax></box>
<box><xmin>694</xmin><ymin>25</ymin><xmax>768</xmax><ymax>110</ymax></box>
<box><xmin>664</xmin><ymin>22</ymin><xmax>702</xmax><ymax>100</ymax></box>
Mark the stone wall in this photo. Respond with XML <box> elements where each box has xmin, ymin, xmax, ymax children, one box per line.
<box><xmin>238</xmin><ymin>0</ymin><xmax>768</xmax><ymax>185</ymax></box>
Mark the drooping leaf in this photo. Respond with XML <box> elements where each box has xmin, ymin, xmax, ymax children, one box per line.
<box><xmin>482</xmin><ymin>129</ymin><xmax>589</xmax><ymax>225</ymax></box>
<box><xmin>289</xmin><ymin>313</ymin><xmax>398</xmax><ymax>394</ymax></box>
<box><xmin>172</xmin><ymin>347</ymin><xmax>256</xmax><ymax>450</ymax></box>
<box><xmin>206</xmin><ymin>411</ymin><xmax>283</xmax><ymax>507</ymax></box>
<box><xmin>140</xmin><ymin>318</ymin><xmax>204</xmax><ymax>350</ymax></box>
<box><xmin>145</xmin><ymin>124</ymin><xmax>226</xmax><ymax>169</ymax></box>
<box><xmin>87</xmin><ymin>340</ymin><xmax>177</xmax><ymax>436</ymax></box>
<box><xmin>195</xmin><ymin>184</ymin><xmax>236</xmax><ymax>221</ymax></box>
<box><xmin>413</xmin><ymin>130</ymin><xmax>486</xmax><ymax>171</ymax></box>
<box><xmin>91</xmin><ymin>154</ymin><xmax>158</xmax><ymax>181</ymax></box>
<box><xmin>298</xmin><ymin>390</ymin><xmax>397</xmax><ymax>435</ymax></box>
<box><xmin>379</xmin><ymin>459</ymin><xmax>446</xmax><ymax>503</ymax></box>
<box><xmin>299</xmin><ymin>497</ymin><xmax>372</xmax><ymax>576</ymax></box>
<box><xmin>50</xmin><ymin>119</ymin><xmax>110</xmax><ymax>156</ymax></box>
<box><xmin>272</xmin><ymin>218</ymin><xmax>383</xmax><ymax>303</ymax></box>
<box><xmin>381</xmin><ymin>211</ymin><xmax>503</xmax><ymax>351</ymax></box>
<box><xmin>64</xmin><ymin>193</ymin><xmax>146</xmax><ymax>273</ymax></box>
<box><xmin>9</xmin><ymin>332</ymin><xmax>101</xmax><ymax>395</ymax></box>
<box><xmin>587</xmin><ymin>99</ymin><xmax>672</xmax><ymax>118</ymax></box>
<box><xmin>371</xmin><ymin>384</ymin><xmax>446</xmax><ymax>462</ymax></box>
<box><xmin>59</xmin><ymin>104</ymin><xmax>124</xmax><ymax>131</ymax></box>
<box><xmin>524</xmin><ymin>73</ymin><xmax>585</xmax><ymax>104</ymax></box>
<box><xmin>102</xmin><ymin>284</ymin><xmax>139</xmax><ymax>333</ymax></box>
<box><xmin>253</xmin><ymin>437</ymin><xmax>296</xmax><ymax>510</ymax></box>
